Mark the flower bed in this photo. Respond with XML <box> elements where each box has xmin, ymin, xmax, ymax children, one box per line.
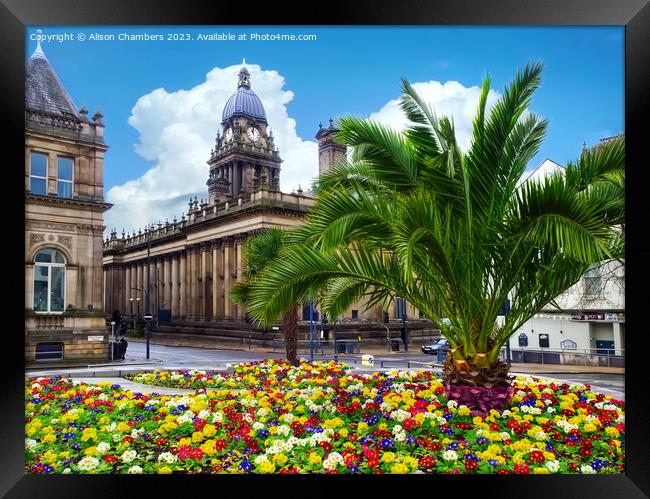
<box><xmin>25</xmin><ymin>360</ymin><xmax>624</xmax><ymax>474</ymax></box>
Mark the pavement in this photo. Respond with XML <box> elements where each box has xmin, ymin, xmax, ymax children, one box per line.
<box><xmin>119</xmin><ymin>336</ymin><xmax>624</xmax><ymax>376</ymax></box>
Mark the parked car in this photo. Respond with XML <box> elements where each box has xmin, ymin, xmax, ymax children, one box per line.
<box><xmin>421</xmin><ymin>338</ymin><xmax>450</xmax><ymax>355</ymax></box>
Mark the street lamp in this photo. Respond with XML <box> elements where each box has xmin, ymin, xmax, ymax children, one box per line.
<box><xmin>309</xmin><ymin>302</ymin><xmax>315</xmax><ymax>362</ymax></box>
<box><xmin>136</xmin><ymin>296</ymin><xmax>141</xmax><ymax>316</ymax></box>
<box><xmin>129</xmin><ymin>297</ymin><xmax>134</xmax><ymax>317</ymax></box>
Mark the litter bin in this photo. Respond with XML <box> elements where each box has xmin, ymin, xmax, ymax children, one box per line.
<box><xmin>391</xmin><ymin>340</ymin><xmax>400</xmax><ymax>352</ymax></box>
<box><xmin>336</xmin><ymin>342</ymin><xmax>346</xmax><ymax>354</ymax></box>
<box><xmin>436</xmin><ymin>348</ymin><xmax>448</xmax><ymax>363</ymax></box>
<box><xmin>346</xmin><ymin>342</ymin><xmax>355</xmax><ymax>354</ymax></box>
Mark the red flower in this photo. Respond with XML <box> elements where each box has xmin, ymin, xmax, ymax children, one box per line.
<box><xmin>514</xmin><ymin>463</ymin><xmax>530</xmax><ymax>474</ymax></box>
<box><xmin>102</xmin><ymin>455</ymin><xmax>117</xmax><ymax>463</ymax></box>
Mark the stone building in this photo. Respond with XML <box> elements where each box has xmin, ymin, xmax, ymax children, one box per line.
<box><xmin>102</xmin><ymin>67</ymin><xmax>316</xmax><ymax>325</ymax></box>
<box><xmin>102</xmin><ymin>66</ymin><xmax>432</xmax><ymax>346</ymax></box>
<box><xmin>25</xmin><ymin>36</ymin><xmax>111</xmax><ymax>363</ymax></box>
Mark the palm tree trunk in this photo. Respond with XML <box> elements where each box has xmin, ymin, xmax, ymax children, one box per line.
<box><xmin>283</xmin><ymin>306</ymin><xmax>300</xmax><ymax>366</ymax></box>
<box><xmin>441</xmin><ymin>354</ymin><xmax>513</xmax><ymax>415</ymax></box>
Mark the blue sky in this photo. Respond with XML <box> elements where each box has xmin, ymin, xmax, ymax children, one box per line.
<box><xmin>26</xmin><ymin>26</ymin><xmax>624</xmax><ymax>233</ymax></box>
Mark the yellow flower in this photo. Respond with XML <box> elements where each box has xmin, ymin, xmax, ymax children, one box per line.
<box><xmin>533</xmin><ymin>467</ymin><xmax>550</xmax><ymax>474</ymax></box>
<box><xmin>605</xmin><ymin>427</ymin><xmax>620</xmax><ymax>438</ymax></box>
<box><xmin>191</xmin><ymin>432</ymin><xmax>204</xmax><ymax>443</ymax></box>
<box><xmin>257</xmin><ymin>461</ymin><xmax>276</xmax><ymax>474</ymax></box>
<box><xmin>391</xmin><ymin>463</ymin><xmax>409</xmax><ymax>474</ymax></box>
<box><xmin>43</xmin><ymin>450</ymin><xmax>57</xmax><ymax>464</ymax></box>
<box><xmin>84</xmin><ymin>447</ymin><xmax>97</xmax><ymax>456</ymax></box>
<box><xmin>339</xmin><ymin>428</ymin><xmax>349</xmax><ymax>438</ymax></box>
<box><xmin>178</xmin><ymin>438</ymin><xmax>192</xmax><ymax>447</ymax></box>
<box><xmin>202</xmin><ymin>424</ymin><xmax>216</xmax><ymax>438</ymax></box>
<box><xmin>273</xmin><ymin>453</ymin><xmax>288</xmax><ymax>466</ymax></box>
<box><xmin>357</xmin><ymin>422</ymin><xmax>368</xmax><ymax>433</ymax></box>
<box><xmin>42</xmin><ymin>434</ymin><xmax>56</xmax><ymax>444</ymax></box>
<box><xmin>201</xmin><ymin>440</ymin><xmax>217</xmax><ymax>457</ymax></box>
<box><xmin>458</xmin><ymin>406</ymin><xmax>471</xmax><ymax>417</ymax></box>
<box><xmin>583</xmin><ymin>423</ymin><xmax>597</xmax><ymax>433</ymax></box>
<box><xmin>158</xmin><ymin>466</ymin><xmax>173</xmax><ymax>474</ymax></box>
<box><xmin>381</xmin><ymin>452</ymin><xmax>395</xmax><ymax>463</ymax></box>
<box><xmin>309</xmin><ymin>453</ymin><xmax>322</xmax><ymax>466</ymax></box>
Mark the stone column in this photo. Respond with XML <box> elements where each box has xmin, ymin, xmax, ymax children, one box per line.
<box><xmin>187</xmin><ymin>246</ymin><xmax>195</xmax><ymax>319</ymax></box>
<box><xmin>124</xmin><ymin>264</ymin><xmax>131</xmax><ymax>313</ymax></box>
<box><xmin>179</xmin><ymin>251</ymin><xmax>187</xmax><ymax>319</ymax></box>
<box><xmin>156</xmin><ymin>258</ymin><xmax>163</xmax><ymax>314</ymax></box>
<box><xmin>235</xmin><ymin>235</ymin><xmax>244</xmax><ymax>319</ymax></box>
<box><xmin>223</xmin><ymin>238</ymin><xmax>233</xmax><ymax>319</ymax></box>
<box><xmin>613</xmin><ymin>322</ymin><xmax>624</xmax><ymax>355</ymax></box>
<box><xmin>171</xmin><ymin>253</ymin><xmax>179</xmax><ymax>319</ymax></box>
<box><xmin>200</xmin><ymin>244</ymin><xmax>208</xmax><ymax>319</ymax></box>
<box><xmin>163</xmin><ymin>255</ymin><xmax>171</xmax><ymax>312</ymax></box>
<box><xmin>212</xmin><ymin>241</ymin><xmax>221</xmax><ymax>320</ymax></box>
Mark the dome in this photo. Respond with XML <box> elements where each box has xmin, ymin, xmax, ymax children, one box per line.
<box><xmin>221</xmin><ymin>67</ymin><xmax>267</xmax><ymax>124</ymax></box>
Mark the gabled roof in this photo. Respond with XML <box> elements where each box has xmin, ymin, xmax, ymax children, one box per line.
<box><xmin>517</xmin><ymin>159</ymin><xmax>565</xmax><ymax>187</ymax></box>
<box><xmin>25</xmin><ymin>41</ymin><xmax>80</xmax><ymax>120</ymax></box>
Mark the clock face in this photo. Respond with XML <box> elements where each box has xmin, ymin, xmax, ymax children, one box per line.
<box><xmin>224</xmin><ymin>127</ymin><xmax>233</xmax><ymax>142</ymax></box>
<box><xmin>247</xmin><ymin>126</ymin><xmax>260</xmax><ymax>142</ymax></box>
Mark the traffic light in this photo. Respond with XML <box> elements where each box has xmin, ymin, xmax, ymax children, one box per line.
<box><xmin>383</xmin><ymin>311</ymin><xmax>390</xmax><ymax>324</ymax></box>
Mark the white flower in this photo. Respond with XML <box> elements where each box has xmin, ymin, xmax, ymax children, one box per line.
<box><xmin>127</xmin><ymin>465</ymin><xmax>143</xmax><ymax>474</ymax></box>
<box><xmin>276</xmin><ymin>425</ymin><xmax>291</xmax><ymax>437</ymax></box>
<box><xmin>252</xmin><ymin>422</ymin><xmax>265</xmax><ymax>431</ymax></box>
<box><xmin>198</xmin><ymin>410</ymin><xmax>210</xmax><ymax>420</ymax></box>
<box><xmin>545</xmin><ymin>460</ymin><xmax>560</xmax><ymax>473</ymax></box>
<box><xmin>78</xmin><ymin>456</ymin><xmax>99</xmax><ymax>471</ymax></box>
<box><xmin>581</xmin><ymin>464</ymin><xmax>597</xmax><ymax>474</ymax></box>
<box><xmin>62</xmin><ymin>468</ymin><xmax>72</xmax><ymax>474</ymax></box>
<box><xmin>254</xmin><ymin>454</ymin><xmax>269</xmax><ymax>465</ymax></box>
<box><xmin>157</xmin><ymin>452</ymin><xmax>177</xmax><ymax>464</ymax></box>
<box><xmin>25</xmin><ymin>439</ymin><xmax>38</xmax><ymax>452</ymax></box>
<box><xmin>534</xmin><ymin>431</ymin><xmax>548</xmax><ymax>442</ymax></box>
<box><xmin>212</xmin><ymin>412</ymin><xmax>224</xmax><ymax>423</ymax></box>
<box><xmin>282</xmin><ymin>413</ymin><xmax>294</xmax><ymax>424</ymax></box>
<box><xmin>96</xmin><ymin>442</ymin><xmax>111</xmax><ymax>454</ymax></box>
<box><xmin>547</xmin><ymin>407</ymin><xmax>556</xmax><ymax>414</ymax></box>
<box><xmin>107</xmin><ymin>422</ymin><xmax>117</xmax><ymax>432</ymax></box>
<box><xmin>394</xmin><ymin>432</ymin><xmax>406</xmax><ymax>442</ymax></box>
<box><xmin>323</xmin><ymin>452</ymin><xmax>344</xmax><ymax>471</ymax></box>
<box><xmin>447</xmin><ymin>400</ymin><xmax>458</xmax><ymax>410</ymax></box>
<box><xmin>256</xmin><ymin>407</ymin><xmax>268</xmax><ymax>418</ymax></box>
<box><xmin>443</xmin><ymin>450</ymin><xmax>458</xmax><ymax>461</ymax></box>
<box><xmin>121</xmin><ymin>449</ymin><xmax>138</xmax><ymax>463</ymax></box>
<box><xmin>500</xmin><ymin>432</ymin><xmax>511</xmax><ymax>441</ymax></box>
<box><xmin>501</xmin><ymin>410</ymin><xmax>512</xmax><ymax>417</ymax></box>
<box><xmin>113</xmin><ymin>434</ymin><xmax>122</xmax><ymax>443</ymax></box>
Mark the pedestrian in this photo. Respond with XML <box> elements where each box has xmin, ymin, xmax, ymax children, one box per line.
<box><xmin>119</xmin><ymin>336</ymin><xmax>128</xmax><ymax>360</ymax></box>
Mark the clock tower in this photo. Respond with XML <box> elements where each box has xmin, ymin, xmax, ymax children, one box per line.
<box><xmin>207</xmin><ymin>66</ymin><xmax>282</xmax><ymax>205</ymax></box>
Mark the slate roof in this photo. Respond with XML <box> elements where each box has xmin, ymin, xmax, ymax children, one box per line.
<box><xmin>25</xmin><ymin>47</ymin><xmax>80</xmax><ymax>120</ymax></box>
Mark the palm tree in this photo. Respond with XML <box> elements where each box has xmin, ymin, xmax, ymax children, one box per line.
<box><xmin>230</xmin><ymin>229</ymin><xmax>301</xmax><ymax>366</ymax></box>
<box><xmin>242</xmin><ymin>63</ymin><xmax>624</xmax><ymax>413</ymax></box>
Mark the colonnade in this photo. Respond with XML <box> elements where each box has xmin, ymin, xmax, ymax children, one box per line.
<box><xmin>104</xmin><ymin>235</ymin><xmax>248</xmax><ymax>321</ymax></box>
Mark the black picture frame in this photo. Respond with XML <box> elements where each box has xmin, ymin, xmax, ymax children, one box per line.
<box><xmin>2</xmin><ymin>0</ymin><xmax>648</xmax><ymax>496</ymax></box>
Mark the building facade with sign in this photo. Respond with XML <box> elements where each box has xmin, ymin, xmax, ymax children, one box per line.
<box><xmin>25</xmin><ymin>37</ymin><xmax>111</xmax><ymax>363</ymax></box>
<box><xmin>509</xmin><ymin>140</ymin><xmax>625</xmax><ymax>357</ymax></box>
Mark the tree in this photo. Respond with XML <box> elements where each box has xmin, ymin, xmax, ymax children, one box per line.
<box><xmin>242</xmin><ymin>63</ymin><xmax>624</xmax><ymax>413</ymax></box>
<box><xmin>230</xmin><ymin>229</ymin><xmax>301</xmax><ymax>366</ymax></box>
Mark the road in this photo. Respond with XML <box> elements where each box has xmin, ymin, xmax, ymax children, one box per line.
<box><xmin>27</xmin><ymin>341</ymin><xmax>625</xmax><ymax>400</ymax></box>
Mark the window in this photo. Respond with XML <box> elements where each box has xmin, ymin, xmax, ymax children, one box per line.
<box><xmin>538</xmin><ymin>334</ymin><xmax>550</xmax><ymax>348</ymax></box>
<box><xmin>584</xmin><ymin>266</ymin><xmax>603</xmax><ymax>296</ymax></box>
<box><xmin>29</xmin><ymin>152</ymin><xmax>48</xmax><ymax>195</ymax></box>
<box><xmin>35</xmin><ymin>342</ymin><xmax>64</xmax><ymax>361</ymax></box>
<box><xmin>33</xmin><ymin>249</ymin><xmax>66</xmax><ymax>312</ymax></box>
<box><xmin>351</xmin><ymin>310</ymin><xmax>358</xmax><ymax>319</ymax></box>
<box><xmin>57</xmin><ymin>157</ymin><xmax>74</xmax><ymax>198</ymax></box>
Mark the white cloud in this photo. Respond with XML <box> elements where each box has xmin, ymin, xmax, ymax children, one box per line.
<box><xmin>368</xmin><ymin>80</ymin><xmax>501</xmax><ymax>151</ymax></box>
<box><xmin>105</xmin><ymin>72</ymin><xmax>502</xmax><ymax>234</ymax></box>
<box><xmin>105</xmin><ymin>63</ymin><xmax>319</xmax><ymax>234</ymax></box>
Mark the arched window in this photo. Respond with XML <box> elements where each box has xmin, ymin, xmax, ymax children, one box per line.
<box><xmin>33</xmin><ymin>249</ymin><xmax>66</xmax><ymax>312</ymax></box>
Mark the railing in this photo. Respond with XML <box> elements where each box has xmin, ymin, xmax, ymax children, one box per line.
<box><xmin>272</xmin><ymin>338</ymin><xmax>361</xmax><ymax>355</ymax></box>
<box><xmin>506</xmin><ymin>347</ymin><xmax>624</xmax><ymax>367</ymax></box>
